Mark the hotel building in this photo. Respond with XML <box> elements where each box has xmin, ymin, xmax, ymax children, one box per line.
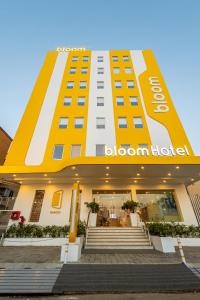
<box><xmin>0</xmin><ymin>49</ymin><xmax>200</xmax><ymax>231</ymax></box>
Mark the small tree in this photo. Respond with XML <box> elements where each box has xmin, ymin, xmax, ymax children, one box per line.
<box><xmin>121</xmin><ymin>200</ymin><xmax>138</xmax><ymax>213</ymax></box>
<box><xmin>85</xmin><ymin>201</ymin><xmax>100</xmax><ymax>213</ymax></box>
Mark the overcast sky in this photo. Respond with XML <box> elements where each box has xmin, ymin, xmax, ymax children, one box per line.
<box><xmin>0</xmin><ymin>0</ymin><xmax>199</xmax><ymax>154</ymax></box>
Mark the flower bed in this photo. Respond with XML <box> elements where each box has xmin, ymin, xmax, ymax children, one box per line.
<box><xmin>147</xmin><ymin>222</ymin><xmax>200</xmax><ymax>237</ymax></box>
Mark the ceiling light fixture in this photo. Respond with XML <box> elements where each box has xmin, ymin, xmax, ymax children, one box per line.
<box><xmin>105</xmin><ymin>180</ymin><xmax>109</xmax><ymax>183</ymax></box>
<box><xmin>141</xmin><ymin>166</ymin><xmax>144</xmax><ymax>170</ymax></box>
<box><xmin>163</xmin><ymin>180</ymin><xmax>166</xmax><ymax>183</ymax></box>
<box><xmin>13</xmin><ymin>174</ymin><xmax>16</xmax><ymax>177</ymax></box>
<box><xmin>75</xmin><ymin>173</ymin><xmax>79</xmax><ymax>176</ymax></box>
<box><xmin>137</xmin><ymin>173</ymin><xmax>140</xmax><ymax>176</ymax></box>
<box><xmin>176</xmin><ymin>166</ymin><xmax>180</xmax><ymax>169</ymax></box>
<box><xmin>106</xmin><ymin>166</ymin><xmax>110</xmax><ymax>170</ymax></box>
<box><xmin>168</xmin><ymin>173</ymin><xmax>171</xmax><ymax>176</ymax></box>
<box><xmin>72</xmin><ymin>166</ymin><xmax>76</xmax><ymax>170</ymax></box>
<box><xmin>44</xmin><ymin>174</ymin><xmax>47</xmax><ymax>177</ymax></box>
<box><xmin>48</xmin><ymin>180</ymin><xmax>52</xmax><ymax>184</ymax></box>
<box><xmin>106</xmin><ymin>173</ymin><xmax>109</xmax><ymax>176</ymax></box>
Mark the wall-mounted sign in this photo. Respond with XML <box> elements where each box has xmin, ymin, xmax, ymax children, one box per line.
<box><xmin>149</xmin><ymin>76</ymin><xmax>169</xmax><ymax>113</ymax></box>
<box><xmin>105</xmin><ymin>145</ymin><xmax>190</xmax><ymax>156</ymax></box>
<box><xmin>52</xmin><ymin>190</ymin><xmax>63</xmax><ymax>209</ymax></box>
<box><xmin>56</xmin><ymin>47</ymin><xmax>86</xmax><ymax>52</ymax></box>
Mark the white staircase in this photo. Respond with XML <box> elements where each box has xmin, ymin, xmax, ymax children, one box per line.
<box><xmin>85</xmin><ymin>227</ymin><xmax>153</xmax><ymax>249</ymax></box>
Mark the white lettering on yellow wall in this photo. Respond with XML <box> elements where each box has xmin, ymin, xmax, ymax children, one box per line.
<box><xmin>149</xmin><ymin>76</ymin><xmax>169</xmax><ymax>113</ymax></box>
<box><xmin>56</xmin><ymin>47</ymin><xmax>86</xmax><ymax>52</ymax></box>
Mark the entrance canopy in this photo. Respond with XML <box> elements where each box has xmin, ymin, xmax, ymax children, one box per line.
<box><xmin>0</xmin><ymin>164</ymin><xmax>199</xmax><ymax>186</ymax></box>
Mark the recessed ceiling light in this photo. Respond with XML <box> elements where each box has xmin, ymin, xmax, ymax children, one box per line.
<box><xmin>176</xmin><ymin>166</ymin><xmax>180</xmax><ymax>169</ymax></box>
<box><xmin>163</xmin><ymin>180</ymin><xmax>166</xmax><ymax>183</ymax></box>
<box><xmin>191</xmin><ymin>178</ymin><xmax>194</xmax><ymax>182</ymax></box>
<box><xmin>141</xmin><ymin>166</ymin><xmax>144</xmax><ymax>170</ymax></box>
<box><xmin>19</xmin><ymin>181</ymin><xmax>22</xmax><ymax>184</ymax></box>
<box><xmin>72</xmin><ymin>166</ymin><xmax>76</xmax><ymax>170</ymax></box>
<box><xmin>106</xmin><ymin>166</ymin><xmax>110</xmax><ymax>170</ymax></box>
<box><xmin>48</xmin><ymin>180</ymin><xmax>52</xmax><ymax>184</ymax></box>
<box><xmin>105</xmin><ymin>180</ymin><xmax>109</xmax><ymax>183</ymax></box>
<box><xmin>75</xmin><ymin>173</ymin><xmax>79</xmax><ymax>176</ymax></box>
<box><xmin>77</xmin><ymin>180</ymin><xmax>80</xmax><ymax>183</ymax></box>
<box><xmin>137</xmin><ymin>173</ymin><xmax>140</xmax><ymax>176</ymax></box>
<box><xmin>106</xmin><ymin>173</ymin><xmax>109</xmax><ymax>176</ymax></box>
<box><xmin>13</xmin><ymin>174</ymin><xmax>16</xmax><ymax>177</ymax></box>
<box><xmin>168</xmin><ymin>173</ymin><xmax>171</xmax><ymax>176</ymax></box>
<box><xmin>44</xmin><ymin>174</ymin><xmax>47</xmax><ymax>177</ymax></box>
<box><xmin>134</xmin><ymin>180</ymin><xmax>137</xmax><ymax>183</ymax></box>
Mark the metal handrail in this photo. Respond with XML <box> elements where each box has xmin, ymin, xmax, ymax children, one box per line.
<box><xmin>142</xmin><ymin>222</ymin><xmax>152</xmax><ymax>246</ymax></box>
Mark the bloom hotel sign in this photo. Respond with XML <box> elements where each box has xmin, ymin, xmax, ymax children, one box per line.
<box><xmin>105</xmin><ymin>145</ymin><xmax>190</xmax><ymax>157</ymax></box>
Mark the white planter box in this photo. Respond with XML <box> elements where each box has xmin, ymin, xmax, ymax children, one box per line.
<box><xmin>172</xmin><ymin>237</ymin><xmax>200</xmax><ymax>247</ymax></box>
<box><xmin>88</xmin><ymin>213</ymin><xmax>97</xmax><ymax>227</ymax></box>
<box><xmin>60</xmin><ymin>236</ymin><xmax>84</xmax><ymax>263</ymax></box>
<box><xmin>130</xmin><ymin>213</ymin><xmax>141</xmax><ymax>227</ymax></box>
<box><xmin>3</xmin><ymin>237</ymin><xmax>69</xmax><ymax>246</ymax></box>
<box><xmin>150</xmin><ymin>235</ymin><xmax>175</xmax><ymax>253</ymax></box>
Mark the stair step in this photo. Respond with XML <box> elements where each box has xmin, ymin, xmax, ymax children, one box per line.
<box><xmin>85</xmin><ymin>245</ymin><xmax>153</xmax><ymax>249</ymax></box>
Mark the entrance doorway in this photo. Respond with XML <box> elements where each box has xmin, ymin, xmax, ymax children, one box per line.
<box><xmin>92</xmin><ymin>190</ymin><xmax>132</xmax><ymax>227</ymax></box>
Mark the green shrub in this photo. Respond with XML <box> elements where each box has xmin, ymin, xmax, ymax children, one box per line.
<box><xmin>147</xmin><ymin>222</ymin><xmax>200</xmax><ymax>237</ymax></box>
<box><xmin>77</xmin><ymin>220</ymin><xmax>86</xmax><ymax>236</ymax></box>
<box><xmin>121</xmin><ymin>200</ymin><xmax>138</xmax><ymax>212</ymax></box>
<box><xmin>5</xmin><ymin>224</ymin><xmax>70</xmax><ymax>238</ymax></box>
<box><xmin>85</xmin><ymin>201</ymin><xmax>100</xmax><ymax>213</ymax></box>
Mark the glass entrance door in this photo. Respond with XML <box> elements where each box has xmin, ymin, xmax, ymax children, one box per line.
<box><xmin>92</xmin><ymin>190</ymin><xmax>132</xmax><ymax>227</ymax></box>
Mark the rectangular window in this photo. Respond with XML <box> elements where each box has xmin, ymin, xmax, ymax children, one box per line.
<box><xmin>115</xmin><ymin>80</ymin><xmax>122</xmax><ymax>88</ymax></box>
<box><xmin>29</xmin><ymin>190</ymin><xmax>45</xmax><ymax>222</ymax></box>
<box><xmin>74</xmin><ymin>117</ymin><xmax>84</xmax><ymax>128</ymax></box>
<box><xmin>118</xmin><ymin>117</ymin><xmax>127</xmax><ymax>128</ymax></box>
<box><xmin>71</xmin><ymin>144</ymin><xmax>81</xmax><ymax>158</ymax></box>
<box><xmin>53</xmin><ymin>145</ymin><xmax>64</xmax><ymax>160</ymax></box>
<box><xmin>113</xmin><ymin>67</ymin><xmax>120</xmax><ymax>74</ymax></box>
<box><xmin>116</xmin><ymin>96</ymin><xmax>124</xmax><ymax>106</ymax></box>
<box><xmin>81</xmin><ymin>67</ymin><xmax>88</xmax><ymax>74</ymax></box>
<box><xmin>79</xmin><ymin>81</ymin><xmax>87</xmax><ymax>89</ymax></box>
<box><xmin>69</xmin><ymin>67</ymin><xmax>76</xmax><ymax>74</ymax></box>
<box><xmin>125</xmin><ymin>67</ymin><xmax>132</xmax><ymax>74</ymax></box>
<box><xmin>72</xmin><ymin>56</ymin><xmax>78</xmax><ymax>62</ymax></box>
<box><xmin>97</xmin><ymin>97</ymin><xmax>104</xmax><ymax>106</ymax></box>
<box><xmin>123</xmin><ymin>56</ymin><xmax>129</xmax><ymax>61</ymax></box>
<box><xmin>97</xmin><ymin>67</ymin><xmax>104</xmax><ymax>74</ymax></box>
<box><xmin>112</xmin><ymin>56</ymin><xmax>118</xmax><ymax>62</ymax></box>
<box><xmin>77</xmin><ymin>96</ymin><xmax>85</xmax><ymax>106</ymax></box>
<box><xmin>63</xmin><ymin>97</ymin><xmax>72</xmax><ymax>106</ymax></box>
<box><xmin>121</xmin><ymin>144</ymin><xmax>131</xmax><ymax>151</ymax></box>
<box><xmin>130</xmin><ymin>96</ymin><xmax>138</xmax><ymax>106</ymax></box>
<box><xmin>58</xmin><ymin>117</ymin><xmax>68</xmax><ymax>128</ymax></box>
<box><xmin>83</xmin><ymin>56</ymin><xmax>89</xmax><ymax>62</ymax></box>
<box><xmin>97</xmin><ymin>56</ymin><xmax>103</xmax><ymax>62</ymax></box>
<box><xmin>67</xmin><ymin>81</ymin><xmax>74</xmax><ymax>89</ymax></box>
<box><xmin>96</xmin><ymin>117</ymin><xmax>105</xmax><ymax>129</ymax></box>
<box><xmin>138</xmin><ymin>144</ymin><xmax>149</xmax><ymax>156</ymax></box>
<box><xmin>133</xmin><ymin>117</ymin><xmax>143</xmax><ymax>128</ymax></box>
<box><xmin>97</xmin><ymin>81</ymin><xmax>104</xmax><ymax>89</ymax></box>
<box><xmin>127</xmin><ymin>80</ymin><xmax>134</xmax><ymax>88</ymax></box>
<box><xmin>96</xmin><ymin>144</ymin><xmax>105</xmax><ymax>156</ymax></box>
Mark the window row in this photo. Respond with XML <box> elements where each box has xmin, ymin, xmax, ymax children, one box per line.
<box><xmin>66</xmin><ymin>80</ymin><xmax>135</xmax><ymax>89</ymax></box>
<box><xmin>63</xmin><ymin>96</ymin><xmax>138</xmax><ymax>107</ymax></box>
<box><xmin>58</xmin><ymin>116</ymin><xmax>144</xmax><ymax>129</ymax></box>
<box><xmin>70</xmin><ymin>55</ymin><xmax>130</xmax><ymax>63</ymax></box>
<box><xmin>68</xmin><ymin>66</ymin><xmax>133</xmax><ymax>75</ymax></box>
<box><xmin>69</xmin><ymin>67</ymin><xmax>89</xmax><ymax>74</ymax></box>
<box><xmin>52</xmin><ymin>143</ymin><xmax>148</xmax><ymax>160</ymax></box>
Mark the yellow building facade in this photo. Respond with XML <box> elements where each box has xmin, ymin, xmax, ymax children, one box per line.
<box><xmin>0</xmin><ymin>49</ymin><xmax>200</xmax><ymax>228</ymax></box>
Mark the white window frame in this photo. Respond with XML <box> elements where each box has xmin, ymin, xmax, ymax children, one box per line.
<box><xmin>81</xmin><ymin>67</ymin><xmax>88</xmax><ymax>74</ymax></box>
<box><xmin>96</xmin><ymin>117</ymin><xmax>105</xmax><ymax>129</ymax></box>
<box><xmin>125</xmin><ymin>67</ymin><xmax>132</xmax><ymax>74</ymax></box>
<box><xmin>127</xmin><ymin>80</ymin><xmax>134</xmax><ymax>88</ymax></box>
<box><xmin>72</xmin><ymin>56</ymin><xmax>78</xmax><ymax>62</ymax></box>
<box><xmin>123</xmin><ymin>56</ymin><xmax>129</xmax><ymax>62</ymax></box>
<box><xmin>133</xmin><ymin>117</ymin><xmax>143</xmax><ymax>128</ymax></box>
<box><xmin>82</xmin><ymin>56</ymin><xmax>89</xmax><ymax>62</ymax></box>
<box><xmin>58</xmin><ymin>117</ymin><xmax>68</xmax><ymax>129</ymax></box>
<box><xmin>118</xmin><ymin>117</ymin><xmax>127</xmax><ymax>128</ymax></box>
<box><xmin>77</xmin><ymin>97</ymin><xmax>85</xmax><ymax>106</ymax></box>
<box><xmin>74</xmin><ymin>117</ymin><xmax>84</xmax><ymax>128</ymax></box>
<box><xmin>79</xmin><ymin>81</ymin><xmax>87</xmax><ymax>89</ymax></box>
<box><xmin>97</xmin><ymin>67</ymin><xmax>104</xmax><ymax>74</ymax></box>
<box><xmin>67</xmin><ymin>81</ymin><xmax>74</xmax><ymax>89</ymax></box>
<box><xmin>113</xmin><ymin>67</ymin><xmax>120</xmax><ymax>74</ymax></box>
<box><xmin>97</xmin><ymin>56</ymin><xmax>104</xmax><ymax>62</ymax></box>
<box><xmin>63</xmin><ymin>97</ymin><xmax>72</xmax><ymax>106</ymax></box>
<box><xmin>130</xmin><ymin>96</ymin><xmax>138</xmax><ymax>106</ymax></box>
<box><xmin>112</xmin><ymin>56</ymin><xmax>118</xmax><ymax>62</ymax></box>
<box><xmin>116</xmin><ymin>96</ymin><xmax>124</xmax><ymax>106</ymax></box>
<box><xmin>97</xmin><ymin>97</ymin><xmax>104</xmax><ymax>107</ymax></box>
<box><xmin>97</xmin><ymin>81</ymin><xmax>104</xmax><ymax>89</ymax></box>
<box><xmin>69</xmin><ymin>67</ymin><xmax>76</xmax><ymax>74</ymax></box>
<box><xmin>115</xmin><ymin>81</ymin><xmax>122</xmax><ymax>88</ymax></box>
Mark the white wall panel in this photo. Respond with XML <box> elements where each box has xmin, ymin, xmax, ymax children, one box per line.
<box><xmin>86</xmin><ymin>51</ymin><xmax>116</xmax><ymax>156</ymax></box>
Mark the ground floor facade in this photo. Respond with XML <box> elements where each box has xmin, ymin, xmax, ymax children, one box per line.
<box><xmin>9</xmin><ymin>182</ymin><xmax>198</xmax><ymax>227</ymax></box>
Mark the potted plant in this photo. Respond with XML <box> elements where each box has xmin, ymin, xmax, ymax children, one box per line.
<box><xmin>85</xmin><ymin>200</ymin><xmax>100</xmax><ymax>227</ymax></box>
<box><xmin>121</xmin><ymin>200</ymin><xmax>140</xmax><ymax>227</ymax></box>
